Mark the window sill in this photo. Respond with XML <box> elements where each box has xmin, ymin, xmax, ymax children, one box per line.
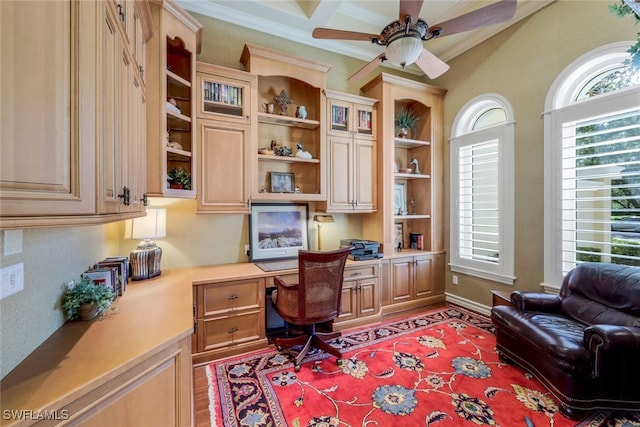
<box><xmin>449</xmin><ymin>263</ymin><xmax>516</xmax><ymax>285</ymax></box>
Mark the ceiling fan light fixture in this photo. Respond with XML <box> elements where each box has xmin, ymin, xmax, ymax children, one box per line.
<box><xmin>385</xmin><ymin>36</ymin><xmax>423</xmax><ymax>68</ymax></box>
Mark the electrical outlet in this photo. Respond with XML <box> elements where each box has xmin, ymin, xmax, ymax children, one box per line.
<box><xmin>452</xmin><ymin>275</ymin><xmax>459</xmax><ymax>285</ymax></box>
<box><xmin>245</xmin><ymin>244</ymin><xmax>250</xmax><ymax>256</ymax></box>
<box><xmin>0</xmin><ymin>263</ymin><xmax>24</xmax><ymax>299</ymax></box>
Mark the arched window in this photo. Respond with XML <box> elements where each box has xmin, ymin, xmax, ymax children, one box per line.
<box><xmin>544</xmin><ymin>41</ymin><xmax>640</xmax><ymax>289</ymax></box>
<box><xmin>450</xmin><ymin>94</ymin><xmax>515</xmax><ymax>284</ymax></box>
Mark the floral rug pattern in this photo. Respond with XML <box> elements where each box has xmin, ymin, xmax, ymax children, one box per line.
<box><xmin>207</xmin><ymin>306</ymin><xmax>640</xmax><ymax>427</ymax></box>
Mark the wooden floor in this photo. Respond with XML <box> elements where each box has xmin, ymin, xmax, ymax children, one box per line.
<box><xmin>193</xmin><ymin>303</ymin><xmax>447</xmax><ymax>426</ymax></box>
<box><xmin>194</xmin><ymin>364</ymin><xmax>211</xmax><ymax>427</ymax></box>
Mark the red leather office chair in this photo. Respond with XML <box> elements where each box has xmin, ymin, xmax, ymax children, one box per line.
<box><xmin>271</xmin><ymin>247</ymin><xmax>351</xmax><ymax>371</ymax></box>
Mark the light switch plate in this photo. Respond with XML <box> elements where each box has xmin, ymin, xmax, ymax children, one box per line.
<box><xmin>0</xmin><ymin>263</ymin><xmax>24</xmax><ymax>299</ymax></box>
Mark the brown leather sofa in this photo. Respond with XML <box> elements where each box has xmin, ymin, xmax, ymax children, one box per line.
<box><xmin>491</xmin><ymin>263</ymin><xmax>640</xmax><ymax>419</ymax></box>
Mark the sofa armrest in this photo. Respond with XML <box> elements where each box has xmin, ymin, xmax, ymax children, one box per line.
<box><xmin>584</xmin><ymin>325</ymin><xmax>640</xmax><ymax>377</ymax></box>
<box><xmin>510</xmin><ymin>291</ymin><xmax>562</xmax><ymax>312</ymax></box>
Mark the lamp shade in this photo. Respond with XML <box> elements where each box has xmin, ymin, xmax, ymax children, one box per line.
<box><xmin>385</xmin><ymin>36</ymin><xmax>423</xmax><ymax>68</ymax></box>
<box><xmin>128</xmin><ymin>208</ymin><xmax>166</xmax><ymax>240</ymax></box>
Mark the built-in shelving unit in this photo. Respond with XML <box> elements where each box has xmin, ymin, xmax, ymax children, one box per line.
<box><xmin>146</xmin><ymin>2</ymin><xmax>202</xmax><ymax>199</ymax></box>
<box><xmin>240</xmin><ymin>43</ymin><xmax>331</xmax><ymax>202</ymax></box>
<box><xmin>361</xmin><ymin>73</ymin><xmax>447</xmax><ymax>316</ymax></box>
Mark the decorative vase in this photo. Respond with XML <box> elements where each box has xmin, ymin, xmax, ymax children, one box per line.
<box><xmin>78</xmin><ymin>303</ymin><xmax>99</xmax><ymax>321</ymax></box>
<box><xmin>398</xmin><ymin>127</ymin><xmax>409</xmax><ymax>138</ymax></box>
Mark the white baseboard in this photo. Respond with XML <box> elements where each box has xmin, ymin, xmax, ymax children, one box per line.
<box><xmin>445</xmin><ymin>292</ymin><xmax>492</xmax><ymax>317</ymax></box>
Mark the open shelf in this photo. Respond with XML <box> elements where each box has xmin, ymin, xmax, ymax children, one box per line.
<box><xmin>257</xmin><ymin>112</ymin><xmax>320</xmax><ymax>129</ymax></box>
<box><xmin>394</xmin><ymin>137</ymin><xmax>430</xmax><ymax>148</ymax></box>
<box><xmin>257</xmin><ymin>154</ymin><xmax>320</xmax><ymax>164</ymax></box>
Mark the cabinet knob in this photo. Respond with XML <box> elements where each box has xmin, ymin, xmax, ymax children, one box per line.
<box><xmin>140</xmin><ymin>193</ymin><xmax>148</xmax><ymax>207</ymax></box>
<box><xmin>228</xmin><ymin>327</ymin><xmax>239</xmax><ymax>334</ymax></box>
<box><xmin>228</xmin><ymin>294</ymin><xmax>239</xmax><ymax>300</ymax></box>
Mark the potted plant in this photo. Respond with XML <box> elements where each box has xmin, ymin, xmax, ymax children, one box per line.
<box><xmin>167</xmin><ymin>167</ymin><xmax>192</xmax><ymax>190</ymax></box>
<box><xmin>395</xmin><ymin>107</ymin><xmax>419</xmax><ymax>138</ymax></box>
<box><xmin>62</xmin><ymin>277</ymin><xmax>115</xmax><ymax>321</ymax></box>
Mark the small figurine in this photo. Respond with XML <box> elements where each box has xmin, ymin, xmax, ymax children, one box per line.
<box><xmin>296</xmin><ymin>106</ymin><xmax>307</xmax><ymax>120</ymax></box>
<box><xmin>274</xmin><ymin>90</ymin><xmax>293</xmax><ymax>115</ymax></box>
<box><xmin>410</xmin><ymin>158</ymin><xmax>421</xmax><ymax>175</ymax></box>
<box><xmin>295</xmin><ymin>143</ymin><xmax>313</xmax><ymax>159</ymax></box>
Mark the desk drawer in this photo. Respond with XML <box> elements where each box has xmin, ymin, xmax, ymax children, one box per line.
<box><xmin>196</xmin><ymin>278</ymin><xmax>264</xmax><ymax>317</ymax></box>
<box><xmin>343</xmin><ymin>264</ymin><xmax>378</xmax><ymax>281</ymax></box>
<box><xmin>198</xmin><ymin>310</ymin><xmax>264</xmax><ymax>352</ymax></box>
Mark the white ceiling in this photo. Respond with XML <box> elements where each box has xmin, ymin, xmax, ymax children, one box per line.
<box><xmin>178</xmin><ymin>0</ymin><xmax>555</xmax><ymax>77</ymax></box>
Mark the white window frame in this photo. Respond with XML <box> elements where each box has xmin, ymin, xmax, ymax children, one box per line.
<box><xmin>450</xmin><ymin>94</ymin><xmax>516</xmax><ymax>285</ymax></box>
<box><xmin>543</xmin><ymin>41</ymin><xmax>638</xmax><ymax>291</ymax></box>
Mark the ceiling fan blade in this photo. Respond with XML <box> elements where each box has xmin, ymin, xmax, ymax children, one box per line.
<box><xmin>429</xmin><ymin>0</ymin><xmax>517</xmax><ymax>37</ymax></box>
<box><xmin>399</xmin><ymin>0</ymin><xmax>424</xmax><ymax>23</ymax></box>
<box><xmin>347</xmin><ymin>53</ymin><xmax>386</xmax><ymax>82</ymax></box>
<box><xmin>312</xmin><ymin>28</ymin><xmax>381</xmax><ymax>42</ymax></box>
<box><xmin>414</xmin><ymin>48</ymin><xmax>450</xmax><ymax>79</ymax></box>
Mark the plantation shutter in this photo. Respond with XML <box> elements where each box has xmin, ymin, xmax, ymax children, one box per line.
<box><xmin>560</xmin><ymin>105</ymin><xmax>640</xmax><ymax>273</ymax></box>
<box><xmin>458</xmin><ymin>137</ymin><xmax>500</xmax><ymax>264</ymax></box>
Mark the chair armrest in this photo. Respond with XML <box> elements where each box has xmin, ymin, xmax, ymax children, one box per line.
<box><xmin>274</xmin><ymin>275</ymin><xmax>298</xmax><ymax>290</ymax></box>
<box><xmin>510</xmin><ymin>291</ymin><xmax>562</xmax><ymax>312</ymax></box>
<box><xmin>584</xmin><ymin>325</ymin><xmax>640</xmax><ymax>377</ymax></box>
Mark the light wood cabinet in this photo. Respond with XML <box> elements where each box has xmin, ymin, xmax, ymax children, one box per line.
<box><xmin>195</xmin><ymin>62</ymin><xmax>256</xmax><ymax>213</ymax></box>
<box><xmin>240</xmin><ymin>44</ymin><xmax>330</xmax><ymax>202</ymax></box>
<box><xmin>192</xmin><ymin>277</ymin><xmax>268</xmax><ymax>364</ymax></box>
<box><xmin>380</xmin><ymin>253</ymin><xmax>446</xmax><ymax>315</ymax></box>
<box><xmin>321</xmin><ymin>91</ymin><xmax>377</xmax><ymax>213</ymax></box>
<box><xmin>0</xmin><ymin>0</ymin><xmax>151</xmax><ymax>229</ymax></box>
<box><xmin>361</xmin><ymin>73</ymin><xmax>447</xmax><ymax>315</ymax></box>
<box><xmin>146</xmin><ymin>0</ymin><xmax>202</xmax><ymax>199</ymax></box>
<box><xmin>334</xmin><ymin>262</ymin><xmax>380</xmax><ymax>330</ymax></box>
<box><xmin>98</xmin><ymin>1</ymin><xmax>148</xmax><ymax>215</ymax></box>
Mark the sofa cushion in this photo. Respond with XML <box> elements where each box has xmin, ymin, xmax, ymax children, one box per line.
<box><xmin>491</xmin><ymin>307</ymin><xmax>590</xmax><ymax>372</ymax></box>
<box><xmin>561</xmin><ymin>263</ymin><xmax>640</xmax><ymax>325</ymax></box>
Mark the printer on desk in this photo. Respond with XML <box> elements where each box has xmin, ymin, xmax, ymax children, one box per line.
<box><xmin>340</xmin><ymin>239</ymin><xmax>383</xmax><ymax>261</ymax></box>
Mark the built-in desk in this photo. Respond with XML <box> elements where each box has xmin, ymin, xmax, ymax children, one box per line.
<box><xmin>190</xmin><ymin>259</ymin><xmax>382</xmax><ymax>364</ymax></box>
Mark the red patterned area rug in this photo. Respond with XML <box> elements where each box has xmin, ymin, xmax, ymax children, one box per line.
<box><xmin>206</xmin><ymin>305</ymin><xmax>640</xmax><ymax>426</ymax></box>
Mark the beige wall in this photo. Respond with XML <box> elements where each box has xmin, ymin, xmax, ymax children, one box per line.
<box><xmin>436</xmin><ymin>0</ymin><xmax>638</xmax><ymax>306</ymax></box>
<box><xmin>2</xmin><ymin>0</ymin><xmax>636</xmax><ymax>379</ymax></box>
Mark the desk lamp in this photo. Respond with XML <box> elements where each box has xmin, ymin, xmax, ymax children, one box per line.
<box><xmin>313</xmin><ymin>214</ymin><xmax>334</xmax><ymax>250</ymax></box>
<box><xmin>126</xmin><ymin>208</ymin><xmax>166</xmax><ymax>280</ymax></box>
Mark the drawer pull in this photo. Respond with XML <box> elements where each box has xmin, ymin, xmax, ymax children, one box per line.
<box><xmin>228</xmin><ymin>294</ymin><xmax>239</xmax><ymax>300</ymax></box>
<box><xmin>350</xmin><ymin>272</ymin><xmax>363</xmax><ymax>277</ymax></box>
<box><xmin>228</xmin><ymin>327</ymin><xmax>238</xmax><ymax>334</ymax></box>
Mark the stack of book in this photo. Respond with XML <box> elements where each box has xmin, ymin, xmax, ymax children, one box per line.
<box><xmin>83</xmin><ymin>256</ymin><xmax>130</xmax><ymax>297</ymax></box>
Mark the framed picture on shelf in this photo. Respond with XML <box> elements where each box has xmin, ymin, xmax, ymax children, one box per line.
<box><xmin>394</xmin><ymin>182</ymin><xmax>407</xmax><ymax>215</ymax></box>
<box><xmin>270</xmin><ymin>172</ymin><xmax>295</xmax><ymax>193</ymax></box>
<box><xmin>394</xmin><ymin>223</ymin><xmax>404</xmax><ymax>250</ymax></box>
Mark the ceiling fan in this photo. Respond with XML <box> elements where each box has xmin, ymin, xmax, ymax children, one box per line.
<box><xmin>312</xmin><ymin>0</ymin><xmax>518</xmax><ymax>82</ymax></box>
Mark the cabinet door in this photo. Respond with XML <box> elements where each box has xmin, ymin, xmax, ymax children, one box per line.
<box><xmin>327</xmin><ymin>135</ymin><xmax>353</xmax><ymax>211</ymax></box>
<box><xmin>0</xmin><ymin>1</ymin><xmax>97</xmax><ymax>218</ymax></box>
<box><xmin>390</xmin><ymin>257</ymin><xmax>413</xmax><ymax>304</ymax></box>
<box><xmin>197</xmin><ymin>121</ymin><xmax>250</xmax><ymax>213</ymax></box>
<box><xmin>414</xmin><ymin>255</ymin><xmax>434</xmax><ymax>299</ymax></box>
<box><xmin>338</xmin><ymin>283</ymin><xmax>357</xmax><ymax>322</ymax></box>
<box><xmin>353</xmin><ymin>137</ymin><xmax>375</xmax><ymax>211</ymax></box>
<box><xmin>357</xmin><ymin>277</ymin><xmax>379</xmax><ymax>318</ymax></box>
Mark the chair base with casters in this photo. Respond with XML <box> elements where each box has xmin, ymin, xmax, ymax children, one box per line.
<box><xmin>273</xmin><ymin>324</ymin><xmax>343</xmax><ymax>371</ymax></box>
<box><xmin>271</xmin><ymin>247</ymin><xmax>352</xmax><ymax>371</ymax></box>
